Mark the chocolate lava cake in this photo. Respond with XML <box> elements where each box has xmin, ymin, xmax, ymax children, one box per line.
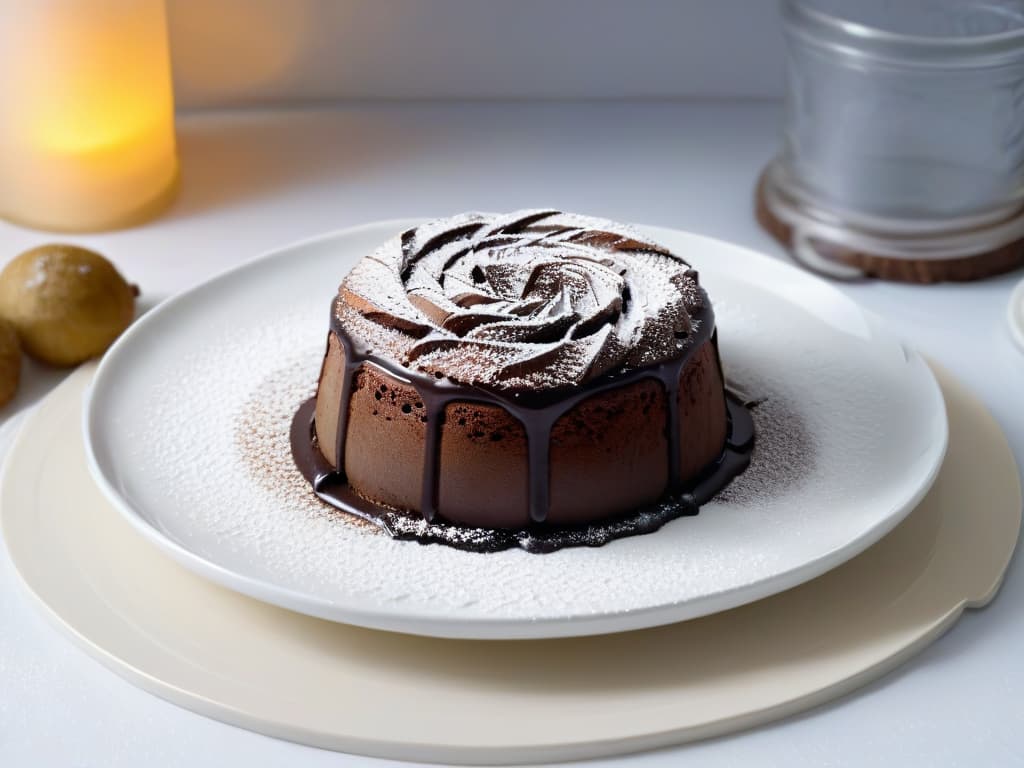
<box><xmin>292</xmin><ymin>210</ymin><xmax>753</xmax><ymax>548</ymax></box>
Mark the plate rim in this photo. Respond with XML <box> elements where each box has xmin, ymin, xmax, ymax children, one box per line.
<box><xmin>82</xmin><ymin>219</ymin><xmax>949</xmax><ymax>639</ymax></box>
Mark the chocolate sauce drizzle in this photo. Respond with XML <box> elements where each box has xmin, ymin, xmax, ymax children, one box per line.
<box><xmin>289</xmin><ymin>210</ymin><xmax>756</xmax><ymax>552</ymax></box>
<box><xmin>290</xmin><ymin>297</ymin><xmax>755</xmax><ymax>553</ymax></box>
<box><xmin>291</xmin><ymin>392</ymin><xmax>753</xmax><ymax>554</ymax></box>
<box><xmin>332</xmin><ymin>296</ymin><xmax>725</xmax><ymax>523</ymax></box>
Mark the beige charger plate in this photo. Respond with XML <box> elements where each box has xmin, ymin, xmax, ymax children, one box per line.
<box><xmin>1</xmin><ymin>364</ymin><xmax>1020</xmax><ymax>765</ymax></box>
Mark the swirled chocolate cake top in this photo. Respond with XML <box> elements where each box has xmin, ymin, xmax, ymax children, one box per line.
<box><xmin>336</xmin><ymin>210</ymin><xmax>708</xmax><ymax>393</ymax></box>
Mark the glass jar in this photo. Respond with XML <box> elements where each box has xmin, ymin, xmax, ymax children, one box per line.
<box><xmin>760</xmin><ymin>0</ymin><xmax>1024</xmax><ymax>281</ymax></box>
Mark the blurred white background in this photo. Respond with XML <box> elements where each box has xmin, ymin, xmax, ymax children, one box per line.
<box><xmin>167</xmin><ymin>0</ymin><xmax>785</xmax><ymax>107</ymax></box>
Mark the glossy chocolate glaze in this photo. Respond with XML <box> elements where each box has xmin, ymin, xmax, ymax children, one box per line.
<box><xmin>329</xmin><ymin>295</ymin><xmax>720</xmax><ymax>525</ymax></box>
<box><xmin>290</xmin><ymin>393</ymin><xmax>753</xmax><ymax>554</ymax></box>
<box><xmin>291</xmin><ymin>290</ymin><xmax>753</xmax><ymax>552</ymax></box>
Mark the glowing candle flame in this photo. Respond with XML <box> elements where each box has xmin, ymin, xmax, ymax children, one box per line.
<box><xmin>0</xmin><ymin>0</ymin><xmax>178</xmax><ymax>232</ymax></box>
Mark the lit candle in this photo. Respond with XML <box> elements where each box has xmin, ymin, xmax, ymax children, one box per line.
<box><xmin>0</xmin><ymin>0</ymin><xmax>178</xmax><ymax>232</ymax></box>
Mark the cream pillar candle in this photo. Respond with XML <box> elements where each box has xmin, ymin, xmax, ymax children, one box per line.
<box><xmin>0</xmin><ymin>0</ymin><xmax>178</xmax><ymax>232</ymax></box>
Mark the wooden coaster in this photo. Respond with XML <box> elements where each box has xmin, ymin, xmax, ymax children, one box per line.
<box><xmin>1</xmin><ymin>365</ymin><xmax>1020</xmax><ymax>764</ymax></box>
<box><xmin>756</xmin><ymin>171</ymin><xmax>1024</xmax><ymax>284</ymax></box>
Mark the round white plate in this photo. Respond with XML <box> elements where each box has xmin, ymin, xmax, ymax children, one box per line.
<box><xmin>84</xmin><ymin>221</ymin><xmax>948</xmax><ymax>639</ymax></box>
<box><xmin>4</xmin><ymin>363</ymin><xmax>1018</xmax><ymax>764</ymax></box>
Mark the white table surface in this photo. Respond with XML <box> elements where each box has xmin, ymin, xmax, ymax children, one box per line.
<box><xmin>1</xmin><ymin>103</ymin><xmax>1022</xmax><ymax>767</ymax></box>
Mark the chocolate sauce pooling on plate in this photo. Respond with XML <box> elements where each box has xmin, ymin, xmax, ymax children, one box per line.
<box><xmin>289</xmin><ymin>319</ymin><xmax>755</xmax><ymax>554</ymax></box>
<box><xmin>291</xmin><ymin>394</ymin><xmax>752</xmax><ymax>554</ymax></box>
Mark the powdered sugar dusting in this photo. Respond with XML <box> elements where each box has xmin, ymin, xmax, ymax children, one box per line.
<box><xmin>234</xmin><ymin>364</ymin><xmax>376</xmax><ymax>532</ymax></box>
<box><xmin>340</xmin><ymin>210</ymin><xmax>705</xmax><ymax>392</ymax></box>
<box><xmin>90</xmin><ymin>221</ymin><xmax>946</xmax><ymax>630</ymax></box>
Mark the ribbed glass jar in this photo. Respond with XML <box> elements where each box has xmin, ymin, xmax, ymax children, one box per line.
<box><xmin>761</xmin><ymin>0</ymin><xmax>1024</xmax><ymax>281</ymax></box>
